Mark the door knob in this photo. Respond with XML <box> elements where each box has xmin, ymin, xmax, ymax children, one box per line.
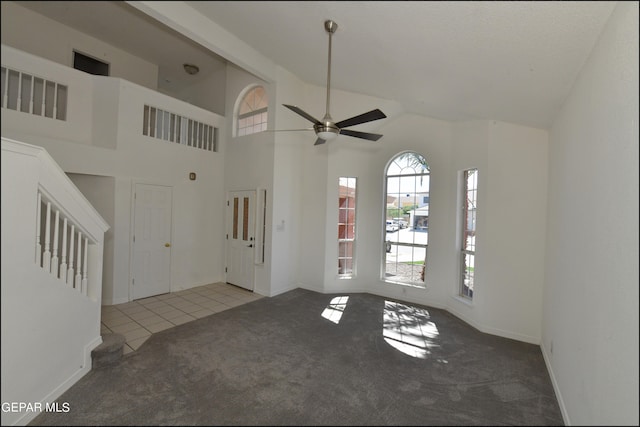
<box><xmin>247</xmin><ymin>244</ymin><xmax>253</xmax><ymax>248</ymax></box>
<box><xmin>165</xmin><ymin>243</ymin><xmax>171</xmax><ymax>247</ymax></box>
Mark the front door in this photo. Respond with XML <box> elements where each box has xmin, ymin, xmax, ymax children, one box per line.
<box><xmin>226</xmin><ymin>190</ymin><xmax>255</xmax><ymax>291</ymax></box>
<box><xmin>132</xmin><ymin>183</ymin><xmax>172</xmax><ymax>300</ymax></box>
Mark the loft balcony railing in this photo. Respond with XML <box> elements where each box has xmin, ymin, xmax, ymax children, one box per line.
<box><xmin>2</xmin><ymin>44</ymin><xmax>223</xmax><ymax>153</ymax></box>
<box><xmin>1</xmin><ymin>65</ymin><xmax>67</xmax><ymax>121</ymax></box>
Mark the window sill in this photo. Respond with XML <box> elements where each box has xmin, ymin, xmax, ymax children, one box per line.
<box><xmin>382</xmin><ymin>279</ymin><xmax>427</xmax><ymax>290</ymax></box>
<box><xmin>451</xmin><ymin>295</ymin><xmax>474</xmax><ymax>307</ymax></box>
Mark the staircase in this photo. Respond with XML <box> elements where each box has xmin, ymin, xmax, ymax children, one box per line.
<box><xmin>91</xmin><ymin>333</ymin><xmax>126</xmax><ymax>368</ymax></box>
<box><xmin>1</xmin><ymin>137</ymin><xmax>109</xmax><ymax>426</ymax></box>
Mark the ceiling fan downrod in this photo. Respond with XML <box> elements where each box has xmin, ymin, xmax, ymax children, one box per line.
<box><xmin>324</xmin><ymin>19</ymin><xmax>337</xmax><ymax>120</ymax></box>
<box><xmin>314</xmin><ymin>20</ymin><xmax>340</xmax><ymax>141</ymax></box>
<box><xmin>281</xmin><ymin>18</ymin><xmax>386</xmax><ymax>145</ymax></box>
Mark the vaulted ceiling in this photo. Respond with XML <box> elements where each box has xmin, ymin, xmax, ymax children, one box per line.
<box><xmin>17</xmin><ymin>1</ymin><xmax>617</xmax><ymax>129</ymax></box>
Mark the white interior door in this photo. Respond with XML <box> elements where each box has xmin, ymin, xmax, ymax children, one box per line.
<box><xmin>132</xmin><ymin>183</ymin><xmax>172</xmax><ymax>300</ymax></box>
<box><xmin>226</xmin><ymin>190</ymin><xmax>255</xmax><ymax>291</ymax></box>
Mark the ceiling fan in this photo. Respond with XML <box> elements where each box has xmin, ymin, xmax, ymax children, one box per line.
<box><xmin>281</xmin><ymin>20</ymin><xmax>387</xmax><ymax>146</ymax></box>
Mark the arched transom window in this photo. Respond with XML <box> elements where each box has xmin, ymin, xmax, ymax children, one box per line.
<box><xmin>384</xmin><ymin>152</ymin><xmax>430</xmax><ymax>287</ymax></box>
<box><xmin>236</xmin><ymin>86</ymin><xmax>268</xmax><ymax>136</ymax></box>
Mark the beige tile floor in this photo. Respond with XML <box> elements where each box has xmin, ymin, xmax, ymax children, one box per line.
<box><xmin>100</xmin><ymin>282</ymin><xmax>263</xmax><ymax>355</ymax></box>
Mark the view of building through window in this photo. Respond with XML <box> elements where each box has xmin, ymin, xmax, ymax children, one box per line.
<box><xmin>384</xmin><ymin>152</ymin><xmax>430</xmax><ymax>287</ymax></box>
<box><xmin>338</xmin><ymin>177</ymin><xmax>357</xmax><ymax>277</ymax></box>
<box><xmin>460</xmin><ymin>168</ymin><xmax>478</xmax><ymax>299</ymax></box>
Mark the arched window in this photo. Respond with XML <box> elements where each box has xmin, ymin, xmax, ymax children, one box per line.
<box><xmin>383</xmin><ymin>152</ymin><xmax>430</xmax><ymax>287</ymax></box>
<box><xmin>236</xmin><ymin>85</ymin><xmax>268</xmax><ymax>136</ymax></box>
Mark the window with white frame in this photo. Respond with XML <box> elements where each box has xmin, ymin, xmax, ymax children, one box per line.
<box><xmin>338</xmin><ymin>177</ymin><xmax>357</xmax><ymax>277</ymax></box>
<box><xmin>236</xmin><ymin>86</ymin><xmax>267</xmax><ymax>136</ymax></box>
<box><xmin>383</xmin><ymin>152</ymin><xmax>430</xmax><ymax>287</ymax></box>
<box><xmin>460</xmin><ymin>168</ymin><xmax>478</xmax><ymax>299</ymax></box>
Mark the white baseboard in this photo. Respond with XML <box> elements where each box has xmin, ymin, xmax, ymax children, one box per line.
<box><xmin>540</xmin><ymin>341</ymin><xmax>570</xmax><ymax>425</ymax></box>
<box><xmin>10</xmin><ymin>336</ymin><xmax>101</xmax><ymax>426</ymax></box>
<box><xmin>102</xmin><ymin>296</ymin><xmax>129</xmax><ymax>306</ymax></box>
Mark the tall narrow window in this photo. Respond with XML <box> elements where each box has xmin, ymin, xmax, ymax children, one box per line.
<box><xmin>236</xmin><ymin>86</ymin><xmax>268</xmax><ymax>136</ymax></box>
<box><xmin>384</xmin><ymin>152</ymin><xmax>430</xmax><ymax>287</ymax></box>
<box><xmin>460</xmin><ymin>169</ymin><xmax>478</xmax><ymax>299</ymax></box>
<box><xmin>338</xmin><ymin>177</ymin><xmax>357</xmax><ymax>277</ymax></box>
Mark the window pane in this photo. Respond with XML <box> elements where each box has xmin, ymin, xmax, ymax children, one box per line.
<box><xmin>338</xmin><ymin>258</ymin><xmax>353</xmax><ymax>276</ymax></box>
<box><xmin>460</xmin><ymin>169</ymin><xmax>478</xmax><ymax>299</ymax></box>
<box><xmin>253</xmin><ymin>86</ymin><xmax>267</xmax><ymax>109</ymax></box>
<box><xmin>243</xmin><ymin>197</ymin><xmax>249</xmax><ymax>241</ymax></box>
<box><xmin>384</xmin><ymin>152</ymin><xmax>429</xmax><ymax>287</ymax></box>
<box><xmin>462</xmin><ymin>253</ymin><xmax>475</xmax><ymax>298</ymax></box>
<box><xmin>233</xmin><ymin>198</ymin><xmax>239</xmax><ymax>240</ymax></box>
<box><xmin>338</xmin><ymin>177</ymin><xmax>357</xmax><ymax>277</ymax></box>
<box><xmin>237</xmin><ymin>86</ymin><xmax>269</xmax><ymax>136</ymax></box>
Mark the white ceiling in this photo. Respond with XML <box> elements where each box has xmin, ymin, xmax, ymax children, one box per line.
<box><xmin>17</xmin><ymin>1</ymin><xmax>617</xmax><ymax>129</ymax></box>
<box><xmin>16</xmin><ymin>1</ymin><xmax>228</xmax><ymax>94</ymax></box>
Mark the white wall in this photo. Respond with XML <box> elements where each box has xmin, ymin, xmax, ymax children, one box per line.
<box><xmin>270</xmin><ymin>66</ymin><xmax>308</xmax><ymax>296</ymax></box>
<box><xmin>1</xmin><ymin>1</ymin><xmax>158</xmax><ymax>90</ymax></box>
<box><xmin>1</xmin><ymin>44</ymin><xmax>96</xmax><ymax>148</ymax></box>
<box><xmin>1</xmin><ymin>140</ymin><xmax>106</xmax><ymax>426</ymax></box>
<box><xmin>2</xmin><ymin>45</ymin><xmax>228</xmax><ymax>305</ymax></box>
<box><xmin>224</xmin><ymin>63</ymin><xmax>275</xmax><ymax>296</ymax></box>
<box><xmin>111</xmin><ymin>80</ymin><xmax>227</xmax><ymax>302</ymax></box>
<box><xmin>448</xmin><ymin>120</ymin><xmax>490</xmax><ymax>325</ymax></box>
<box><xmin>67</xmin><ymin>174</ymin><xmax>117</xmax><ymax>305</ymax></box>
<box><xmin>321</xmin><ymin>104</ymin><xmax>453</xmax><ymax>307</ymax></box>
<box><xmin>483</xmin><ymin>121</ymin><xmax>548</xmax><ymax>342</ymax></box>
<box><xmin>543</xmin><ymin>2</ymin><xmax>639</xmax><ymax>425</ymax></box>
<box><xmin>6</xmin><ymin>5</ymin><xmax>637</xmax><ymax>425</ymax></box>
<box><xmin>164</xmin><ymin>65</ymin><xmax>227</xmax><ymax>116</ymax></box>
<box><xmin>129</xmin><ymin>0</ymin><xmax>277</xmax><ymax>86</ymax></box>
<box><xmin>281</xmin><ymin>76</ymin><xmax>550</xmax><ymax>345</ymax></box>
<box><xmin>278</xmin><ymin>80</ymin><xmax>551</xmax><ymax>344</ymax></box>
<box><xmin>448</xmin><ymin>120</ymin><xmax>549</xmax><ymax>345</ymax></box>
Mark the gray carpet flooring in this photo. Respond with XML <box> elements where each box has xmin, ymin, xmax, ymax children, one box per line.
<box><xmin>31</xmin><ymin>288</ymin><xmax>564</xmax><ymax>426</ymax></box>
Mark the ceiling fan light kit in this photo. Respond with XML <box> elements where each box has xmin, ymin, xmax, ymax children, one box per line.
<box><xmin>280</xmin><ymin>20</ymin><xmax>386</xmax><ymax>145</ymax></box>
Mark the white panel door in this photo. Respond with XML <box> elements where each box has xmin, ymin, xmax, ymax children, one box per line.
<box><xmin>132</xmin><ymin>184</ymin><xmax>172</xmax><ymax>300</ymax></box>
<box><xmin>226</xmin><ymin>191</ymin><xmax>255</xmax><ymax>291</ymax></box>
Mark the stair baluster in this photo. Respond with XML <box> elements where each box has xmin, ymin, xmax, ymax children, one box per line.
<box><xmin>43</xmin><ymin>201</ymin><xmax>51</xmax><ymax>271</ymax></box>
<box><xmin>51</xmin><ymin>209</ymin><xmax>59</xmax><ymax>277</ymax></box>
<box><xmin>82</xmin><ymin>237</ymin><xmax>89</xmax><ymax>294</ymax></box>
<box><xmin>60</xmin><ymin>218</ymin><xmax>67</xmax><ymax>283</ymax></box>
<box><xmin>35</xmin><ymin>192</ymin><xmax>42</xmax><ymax>266</ymax></box>
<box><xmin>75</xmin><ymin>230</ymin><xmax>82</xmax><ymax>291</ymax></box>
<box><xmin>67</xmin><ymin>225</ymin><xmax>75</xmax><ymax>287</ymax></box>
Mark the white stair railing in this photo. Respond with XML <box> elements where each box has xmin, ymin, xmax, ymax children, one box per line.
<box><xmin>2</xmin><ymin>138</ymin><xmax>109</xmax><ymax>302</ymax></box>
<box><xmin>36</xmin><ymin>191</ymin><xmax>96</xmax><ymax>296</ymax></box>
